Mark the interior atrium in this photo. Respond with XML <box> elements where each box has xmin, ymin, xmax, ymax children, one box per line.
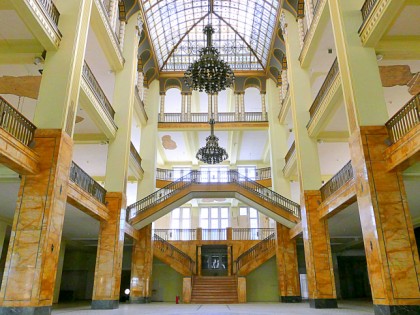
<box><xmin>0</xmin><ymin>0</ymin><xmax>419</xmax><ymax>314</ymax></box>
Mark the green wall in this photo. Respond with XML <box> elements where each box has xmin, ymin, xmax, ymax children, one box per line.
<box><xmin>152</xmin><ymin>258</ymin><xmax>183</xmax><ymax>302</ymax></box>
<box><xmin>246</xmin><ymin>257</ymin><xmax>278</xmax><ymax>302</ymax></box>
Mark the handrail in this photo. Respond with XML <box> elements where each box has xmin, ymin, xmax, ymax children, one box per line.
<box><xmin>127</xmin><ymin>170</ymin><xmax>301</xmax><ymax>221</ymax></box>
<box><xmin>232</xmin><ymin>228</ymin><xmax>275</xmax><ymax>240</ymax></box>
<box><xmin>39</xmin><ymin>0</ymin><xmax>60</xmax><ymax>28</ymax></box>
<box><xmin>236</xmin><ymin>233</ymin><xmax>276</xmax><ymax>271</ymax></box>
<box><xmin>361</xmin><ymin>0</ymin><xmax>378</xmax><ymax>24</ymax></box>
<box><xmin>134</xmin><ymin>86</ymin><xmax>148</xmax><ymax>121</ymax></box>
<box><xmin>255</xmin><ymin>167</ymin><xmax>271</xmax><ymax>181</ymax></box>
<box><xmin>154</xmin><ymin>229</ymin><xmax>197</xmax><ymax>241</ymax></box>
<box><xmin>307</xmin><ymin>58</ymin><xmax>339</xmax><ymax>127</ymax></box>
<box><xmin>153</xmin><ymin>234</ymin><xmax>195</xmax><ymax>274</ymax></box>
<box><xmin>202</xmin><ymin>228</ymin><xmax>227</xmax><ymax>241</ymax></box>
<box><xmin>97</xmin><ymin>0</ymin><xmax>121</xmax><ymax>47</ymax></box>
<box><xmin>158</xmin><ymin>112</ymin><xmax>267</xmax><ymax>123</ymax></box>
<box><xmin>82</xmin><ymin>61</ymin><xmax>116</xmax><ymax>125</ymax></box>
<box><xmin>0</xmin><ymin>97</ymin><xmax>36</xmax><ymax>146</ymax></box>
<box><xmin>302</xmin><ymin>0</ymin><xmax>323</xmax><ymax>42</ymax></box>
<box><xmin>320</xmin><ymin>161</ymin><xmax>354</xmax><ymax>201</ymax></box>
<box><xmin>284</xmin><ymin>141</ymin><xmax>296</xmax><ymax>167</ymax></box>
<box><xmin>385</xmin><ymin>93</ymin><xmax>419</xmax><ymax>144</ymax></box>
<box><xmin>130</xmin><ymin>142</ymin><xmax>144</xmax><ymax>174</ymax></box>
<box><xmin>69</xmin><ymin>161</ymin><xmax>107</xmax><ymax>204</ymax></box>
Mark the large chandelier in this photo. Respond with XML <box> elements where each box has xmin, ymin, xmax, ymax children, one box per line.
<box><xmin>184</xmin><ymin>25</ymin><xmax>235</xmax><ymax>94</ymax></box>
<box><xmin>196</xmin><ymin>98</ymin><xmax>229</xmax><ymax>164</ymax></box>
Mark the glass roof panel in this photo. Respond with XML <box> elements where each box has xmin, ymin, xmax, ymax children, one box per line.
<box><xmin>141</xmin><ymin>0</ymin><xmax>279</xmax><ymax>72</ymax></box>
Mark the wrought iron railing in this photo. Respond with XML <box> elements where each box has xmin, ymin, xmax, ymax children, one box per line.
<box><xmin>320</xmin><ymin>161</ymin><xmax>354</xmax><ymax>201</ymax></box>
<box><xmin>361</xmin><ymin>0</ymin><xmax>379</xmax><ymax>23</ymax></box>
<box><xmin>236</xmin><ymin>233</ymin><xmax>276</xmax><ymax>271</ymax></box>
<box><xmin>134</xmin><ymin>86</ymin><xmax>148</xmax><ymax>121</ymax></box>
<box><xmin>156</xmin><ymin>168</ymin><xmax>175</xmax><ymax>181</ymax></box>
<box><xmin>385</xmin><ymin>93</ymin><xmax>420</xmax><ymax>144</ymax></box>
<box><xmin>284</xmin><ymin>142</ymin><xmax>296</xmax><ymax>167</ymax></box>
<box><xmin>153</xmin><ymin>234</ymin><xmax>195</xmax><ymax>274</ymax></box>
<box><xmin>82</xmin><ymin>61</ymin><xmax>116</xmax><ymax>125</ymax></box>
<box><xmin>69</xmin><ymin>161</ymin><xmax>107</xmax><ymax>204</ymax></box>
<box><xmin>130</xmin><ymin>142</ymin><xmax>144</xmax><ymax>174</ymax></box>
<box><xmin>158</xmin><ymin>112</ymin><xmax>267</xmax><ymax>123</ymax></box>
<box><xmin>232</xmin><ymin>228</ymin><xmax>275</xmax><ymax>241</ymax></box>
<box><xmin>307</xmin><ymin>59</ymin><xmax>339</xmax><ymax>127</ymax></box>
<box><xmin>202</xmin><ymin>228</ymin><xmax>227</xmax><ymax>241</ymax></box>
<box><xmin>255</xmin><ymin>167</ymin><xmax>271</xmax><ymax>181</ymax></box>
<box><xmin>302</xmin><ymin>0</ymin><xmax>323</xmax><ymax>42</ymax></box>
<box><xmin>97</xmin><ymin>0</ymin><xmax>121</xmax><ymax>46</ymax></box>
<box><xmin>39</xmin><ymin>0</ymin><xmax>61</xmax><ymax>28</ymax></box>
<box><xmin>154</xmin><ymin>229</ymin><xmax>197</xmax><ymax>241</ymax></box>
<box><xmin>0</xmin><ymin>97</ymin><xmax>36</xmax><ymax>146</ymax></box>
<box><xmin>126</xmin><ymin>170</ymin><xmax>301</xmax><ymax>221</ymax></box>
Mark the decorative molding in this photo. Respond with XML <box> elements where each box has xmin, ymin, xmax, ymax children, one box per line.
<box><xmin>359</xmin><ymin>0</ymin><xmax>391</xmax><ymax>46</ymax></box>
<box><xmin>129</xmin><ymin>154</ymin><xmax>144</xmax><ymax>180</ymax></box>
<box><xmin>282</xmin><ymin>150</ymin><xmax>297</xmax><ymax>178</ymax></box>
<box><xmin>278</xmin><ymin>89</ymin><xmax>291</xmax><ymax>124</ymax></box>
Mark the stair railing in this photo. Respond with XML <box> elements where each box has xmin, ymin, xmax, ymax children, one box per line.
<box><xmin>153</xmin><ymin>234</ymin><xmax>195</xmax><ymax>274</ymax></box>
<box><xmin>232</xmin><ymin>228</ymin><xmax>275</xmax><ymax>240</ymax></box>
<box><xmin>154</xmin><ymin>228</ymin><xmax>197</xmax><ymax>241</ymax></box>
<box><xmin>235</xmin><ymin>233</ymin><xmax>276</xmax><ymax>272</ymax></box>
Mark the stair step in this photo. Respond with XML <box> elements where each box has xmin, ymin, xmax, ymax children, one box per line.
<box><xmin>191</xmin><ymin>276</ymin><xmax>238</xmax><ymax>304</ymax></box>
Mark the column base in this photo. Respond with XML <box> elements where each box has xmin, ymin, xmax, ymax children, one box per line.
<box><xmin>0</xmin><ymin>306</ymin><xmax>51</xmax><ymax>315</ymax></box>
<box><xmin>374</xmin><ymin>304</ymin><xmax>420</xmax><ymax>315</ymax></box>
<box><xmin>280</xmin><ymin>296</ymin><xmax>302</xmax><ymax>303</ymax></box>
<box><xmin>91</xmin><ymin>300</ymin><xmax>119</xmax><ymax>309</ymax></box>
<box><xmin>130</xmin><ymin>297</ymin><xmax>151</xmax><ymax>304</ymax></box>
<box><xmin>309</xmin><ymin>298</ymin><xmax>337</xmax><ymax>309</ymax></box>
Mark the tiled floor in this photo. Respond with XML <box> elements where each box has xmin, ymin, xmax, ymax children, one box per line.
<box><xmin>52</xmin><ymin>301</ymin><xmax>374</xmax><ymax>314</ymax></box>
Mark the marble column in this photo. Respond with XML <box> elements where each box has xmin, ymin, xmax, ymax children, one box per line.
<box><xmin>283</xmin><ymin>10</ymin><xmax>337</xmax><ymax>308</ymax></box>
<box><xmin>130</xmin><ymin>225</ymin><xmax>153</xmax><ymax>303</ymax></box>
<box><xmin>276</xmin><ymin>223</ymin><xmax>301</xmax><ymax>303</ymax></box>
<box><xmin>329</xmin><ymin>1</ymin><xmax>420</xmax><ymax>313</ymax></box>
<box><xmin>91</xmin><ymin>193</ymin><xmax>126</xmax><ymax>309</ymax></box>
<box><xmin>0</xmin><ymin>130</ymin><xmax>73</xmax><ymax>315</ymax></box>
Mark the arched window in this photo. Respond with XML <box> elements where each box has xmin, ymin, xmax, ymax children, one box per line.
<box><xmin>244</xmin><ymin>87</ymin><xmax>262</xmax><ymax>112</ymax></box>
<box><xmin>164</xmin><ymin>88</ymin><xmax>182</xmax><ymax>113</ymax></box>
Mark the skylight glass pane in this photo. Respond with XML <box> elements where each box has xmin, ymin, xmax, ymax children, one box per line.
<box><xmin>141</xmin><ymin>0</ymin><xmax>279</xmax><ymax>71</ymax></box>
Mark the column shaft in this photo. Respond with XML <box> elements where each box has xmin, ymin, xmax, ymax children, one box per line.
<box><xmin>186</xmin><ymin>93</ymin><xmax>192</xmax><ymax>122</ymax></box>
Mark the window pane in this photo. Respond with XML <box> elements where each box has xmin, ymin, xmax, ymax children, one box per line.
<box><xmin>200</xmin><ymin>219</ymin><xmax>209</xmax><ymax>229</ymax></box>
<box><xmin>182</xmin><ymin>219</ymin><xmax>189</xmax><ymax>229</ymax></box>
<box><xmin>201</xmin><ymin>208</ymin><xmax>208</xmax><ymax>218</ymax></box>
<box><xmin>211</xmin><ymin>208</ymin><xmax>218</xmax><ymax>218</ymax></box>
<box><xmin>211</xmin><ymin>219</ymin><xmax>218</xmax><ymax>228</ymax></box>
<box><xmin>221</xmin><ymin>219</ymin><xmax>228</xmax><ymax>229</ymax></box>
<box><xmin>250</xmin><ymin>218</ymin><xmax>258</xmax><ymax>228</ymax></box>
<box><xmin>221</xmin><ymin>208</ymin><xmax>229</xmax><ymax>218</ymax></box>
<box><xmin>172</xmin><ymin>208</ymin><xmax>180</xmax><ymax>218</ymax></box>
<box><xmin>250</xmin><ymin>208</ymin><xmax>257</xmax><ymax>218</ymax></box>
<box><xmin>239</xmin><ymin>207</ymin><xmax>247</xmax><ymax>216</ymax></box>
<box><xmin>182</xmin><ymin>208</ymin><xmax>190</xmax><ymax>218</ymax></box>
<box><xmin>172</xmin><ymin>219</ymin><xmax>180</xmax><ymax>229</ymax></box>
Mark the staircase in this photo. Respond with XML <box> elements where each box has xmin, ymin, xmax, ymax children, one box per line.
<box><xmin>191</xmin><ymin>276</ymin><xmax>238</xmax><ymax>304</ymax></box>
<box><xmin>236</xmin><ymin>233</ymin><xmax>276</xmax><ymax>276</ymax></box>
<box><xmin>127</xmin><ymin>170</ymin><xmax>301</xmax><ymax>229</ymax></box>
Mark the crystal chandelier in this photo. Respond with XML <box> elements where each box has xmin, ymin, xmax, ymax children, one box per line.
<box><xmin>195</xmin><ymin>97</ymin><xmax>229</xmax><ymax>164</ymax></box>
<box><xmin>184</xmin><ymin>25</ymin><xmax>235</xmax><ymax>94</ymax></box>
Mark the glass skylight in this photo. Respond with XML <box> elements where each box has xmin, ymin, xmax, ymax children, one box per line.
<box><xmin>141</xmin><ymin>0</ymin><xmax>279</xmax><ymax>71</ymax></box>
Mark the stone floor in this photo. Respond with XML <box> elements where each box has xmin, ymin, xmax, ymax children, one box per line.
<box><xmin>52</xmin><ymin>300</ymin><xmax>374</xmax><ymax>314</ymax></box>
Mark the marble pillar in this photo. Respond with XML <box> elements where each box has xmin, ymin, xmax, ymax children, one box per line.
<box><xmin>130</xmin><ymin>224</ymin><xmax>153</xmax><ymax>303</ymax></box>
<box><xmin>91</xmin><ymin>192</ymin><xmax>126</xmax><ymax>309</ymax></box>
<box><xmin>301</xmin><ymin>191</ymin><xmax>337</xmax><ymax>308</ymax></box>
<box><xmin>0</xmin><ymin>130</ymin><xmax>73</xmax><ymax>315</ymax></box>
<box><xmin>276</xmin><ymin>223</ymin><xmax>301</xmax><ymax>303</ymax></box>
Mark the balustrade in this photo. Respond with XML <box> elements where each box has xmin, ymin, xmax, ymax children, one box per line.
<box><xmin>154</xmin><ymin>229</ymin><xmax>197</xmax><ymax>241</ymax></box>
<box><xmin>69</xmin><ymin>161</ymin><xmax>107</xmax><ymax>204</ymax></box>
<box><xmin>130</xmin><ymin>142</ymin><xmax>144</xmax><ymax>174</ymax></box>
<box><xmin>39</xmin><ymin>0</ymin><xmax>60</xmax><ymax>27</ymax></box>
<box><xmin>158</xmin><ymin>112</ymin><xmax>267</xmax><ymax>123</ymax></box>
<box><xmin>0</xmin><ymin>97</ymin><xmax>36</xmax><ymax>146</ymax></box>
<box><xmin>232</xmin><ymin>228</ymin><xmax>275</xmax><ymax>241</ymax></box>
<box><xmin>385</xmin><ymin>93</ymin><xmax>419</xmax><ymax>144</ymax></box>
<box><xmin>320</xmin><ymin>161</ymin><xmax>354</xmax><ymax>201</ymax></box>
<box><xmin>236</xmin><ymin>233</ymin><xmax>276</xmax><ymax>271</ymax></box>
<box><xmin>82</xmin><ymin>61</ymin><xmax>116</xmax><ymax>124</ymax></box>
<box><xmin>202</xmin><ymin>229</ymin><xmax>227</xmax><ymax>241</ymax></box>
<box><xmin>361</xmin><ymin>0</ymin><xmax>379</xmax><ymax>24</ymax></box>
<box><xmin>255</xmin><ymin>167</ymin><xmax>271</xmax><ymax>181</ymax></box>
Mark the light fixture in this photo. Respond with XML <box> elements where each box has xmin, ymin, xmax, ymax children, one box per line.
<box><xmin>195</xmin><ymin>94</ymin><xmax>228</xmax><ymax>164</ymax></box>
<box><xmin>184</xmin><ymin>25</ymin><xmax>235</xmax><ymax>94</ymax></box>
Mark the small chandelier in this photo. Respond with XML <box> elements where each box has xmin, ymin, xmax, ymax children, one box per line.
<box><xmin>196</xmin><ymin>108</ymin><xmax>228</xmax><ymax>164</ymax></box>
<box><xmin>184</xmin><ymin>25</ymin><xmax>235</xmax><ymax>94</ymax></box>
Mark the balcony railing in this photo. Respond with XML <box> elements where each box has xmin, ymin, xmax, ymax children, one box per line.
<box><xmin>82</xmin><ymin>61</ymin><xmax>116</xmax><ymax>124</ymax></box>
<box><xmin>255</xmin><ymin>167</ymin><xmax>271</xmax><ymax>181</ymax></box>
<box><xmin>385</xmin><ymin>93</ymin><xmax>420</xmax><ymax>144</ymax></box>
<box><xmin>97</xmin><ymin>0</ymin><xmax>121</xmax><ymax>47</ymax></box>
<box><xmin>236</xmin><ymin>233</ymin><xmax>276</xmax><ymax>271</ymax></box>
<box><xmin>307</xmin><ymin>59</ymin><xmax>339</xmax><ymax>127</ymax></box>
<box><xmin>154</xmin><ymin>229</ymin><xmax>197</xmax><ymax>241</ymax></box>
<box><xmin>69</xmin><ymin>161</ymin><xmax>107</xmax><ymax>204</ymax></box>
<box><xmin>202</xmin><ymin>228</ymin><xmax>227</xmax><ymax>241</ymax></box>
<box><xmin>320</xmin><ymin>161</ymin><xmax>354</xmax><ymax>201</ymax></box>
<box><xmin>159</xmin><ymin>112</ymin><xmax>267</xmax><ymax>123</ymax></box>
<box><xmin>302</xmin><ymin>0</ymin><xmax>323</xmax><ymax>43</ymax></box>
<box><xmin>361</xmin><ymin>0</ymin><xmax>378</xmax><ymax>24</ymax></box>
<box><xmin>0</xmin><ymin>97</ymin><xmax>36</xmax><ymax>146</ymax></box>
<box><xmin>232</xmin><ymin>228</ymin><xmax>275</xmax><ymax>241</ymax></box>
<box><xmin>130</xmin><ymin>142</ymin><xmax>144</xmax><ymax>174</ymax></box>
<box><xmin>284</xmin><ymin>142</ymin><xmax>296</xmax><ymax>167</ymax></box>
<box><xmin>39</xmin><ymin>0</ymin><xmax>61</xmax><ymax>28</ymax></box>
<box><xmin>134</xmin><ymin>86</ymin><xmax>148</xmax><ymax>121</ymax></box>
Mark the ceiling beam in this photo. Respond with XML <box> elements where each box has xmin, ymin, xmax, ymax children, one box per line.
<box><xmin>228</xmin><ymin>131</ymin><xmax>242</xmax><ymax>165</ymax></box>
